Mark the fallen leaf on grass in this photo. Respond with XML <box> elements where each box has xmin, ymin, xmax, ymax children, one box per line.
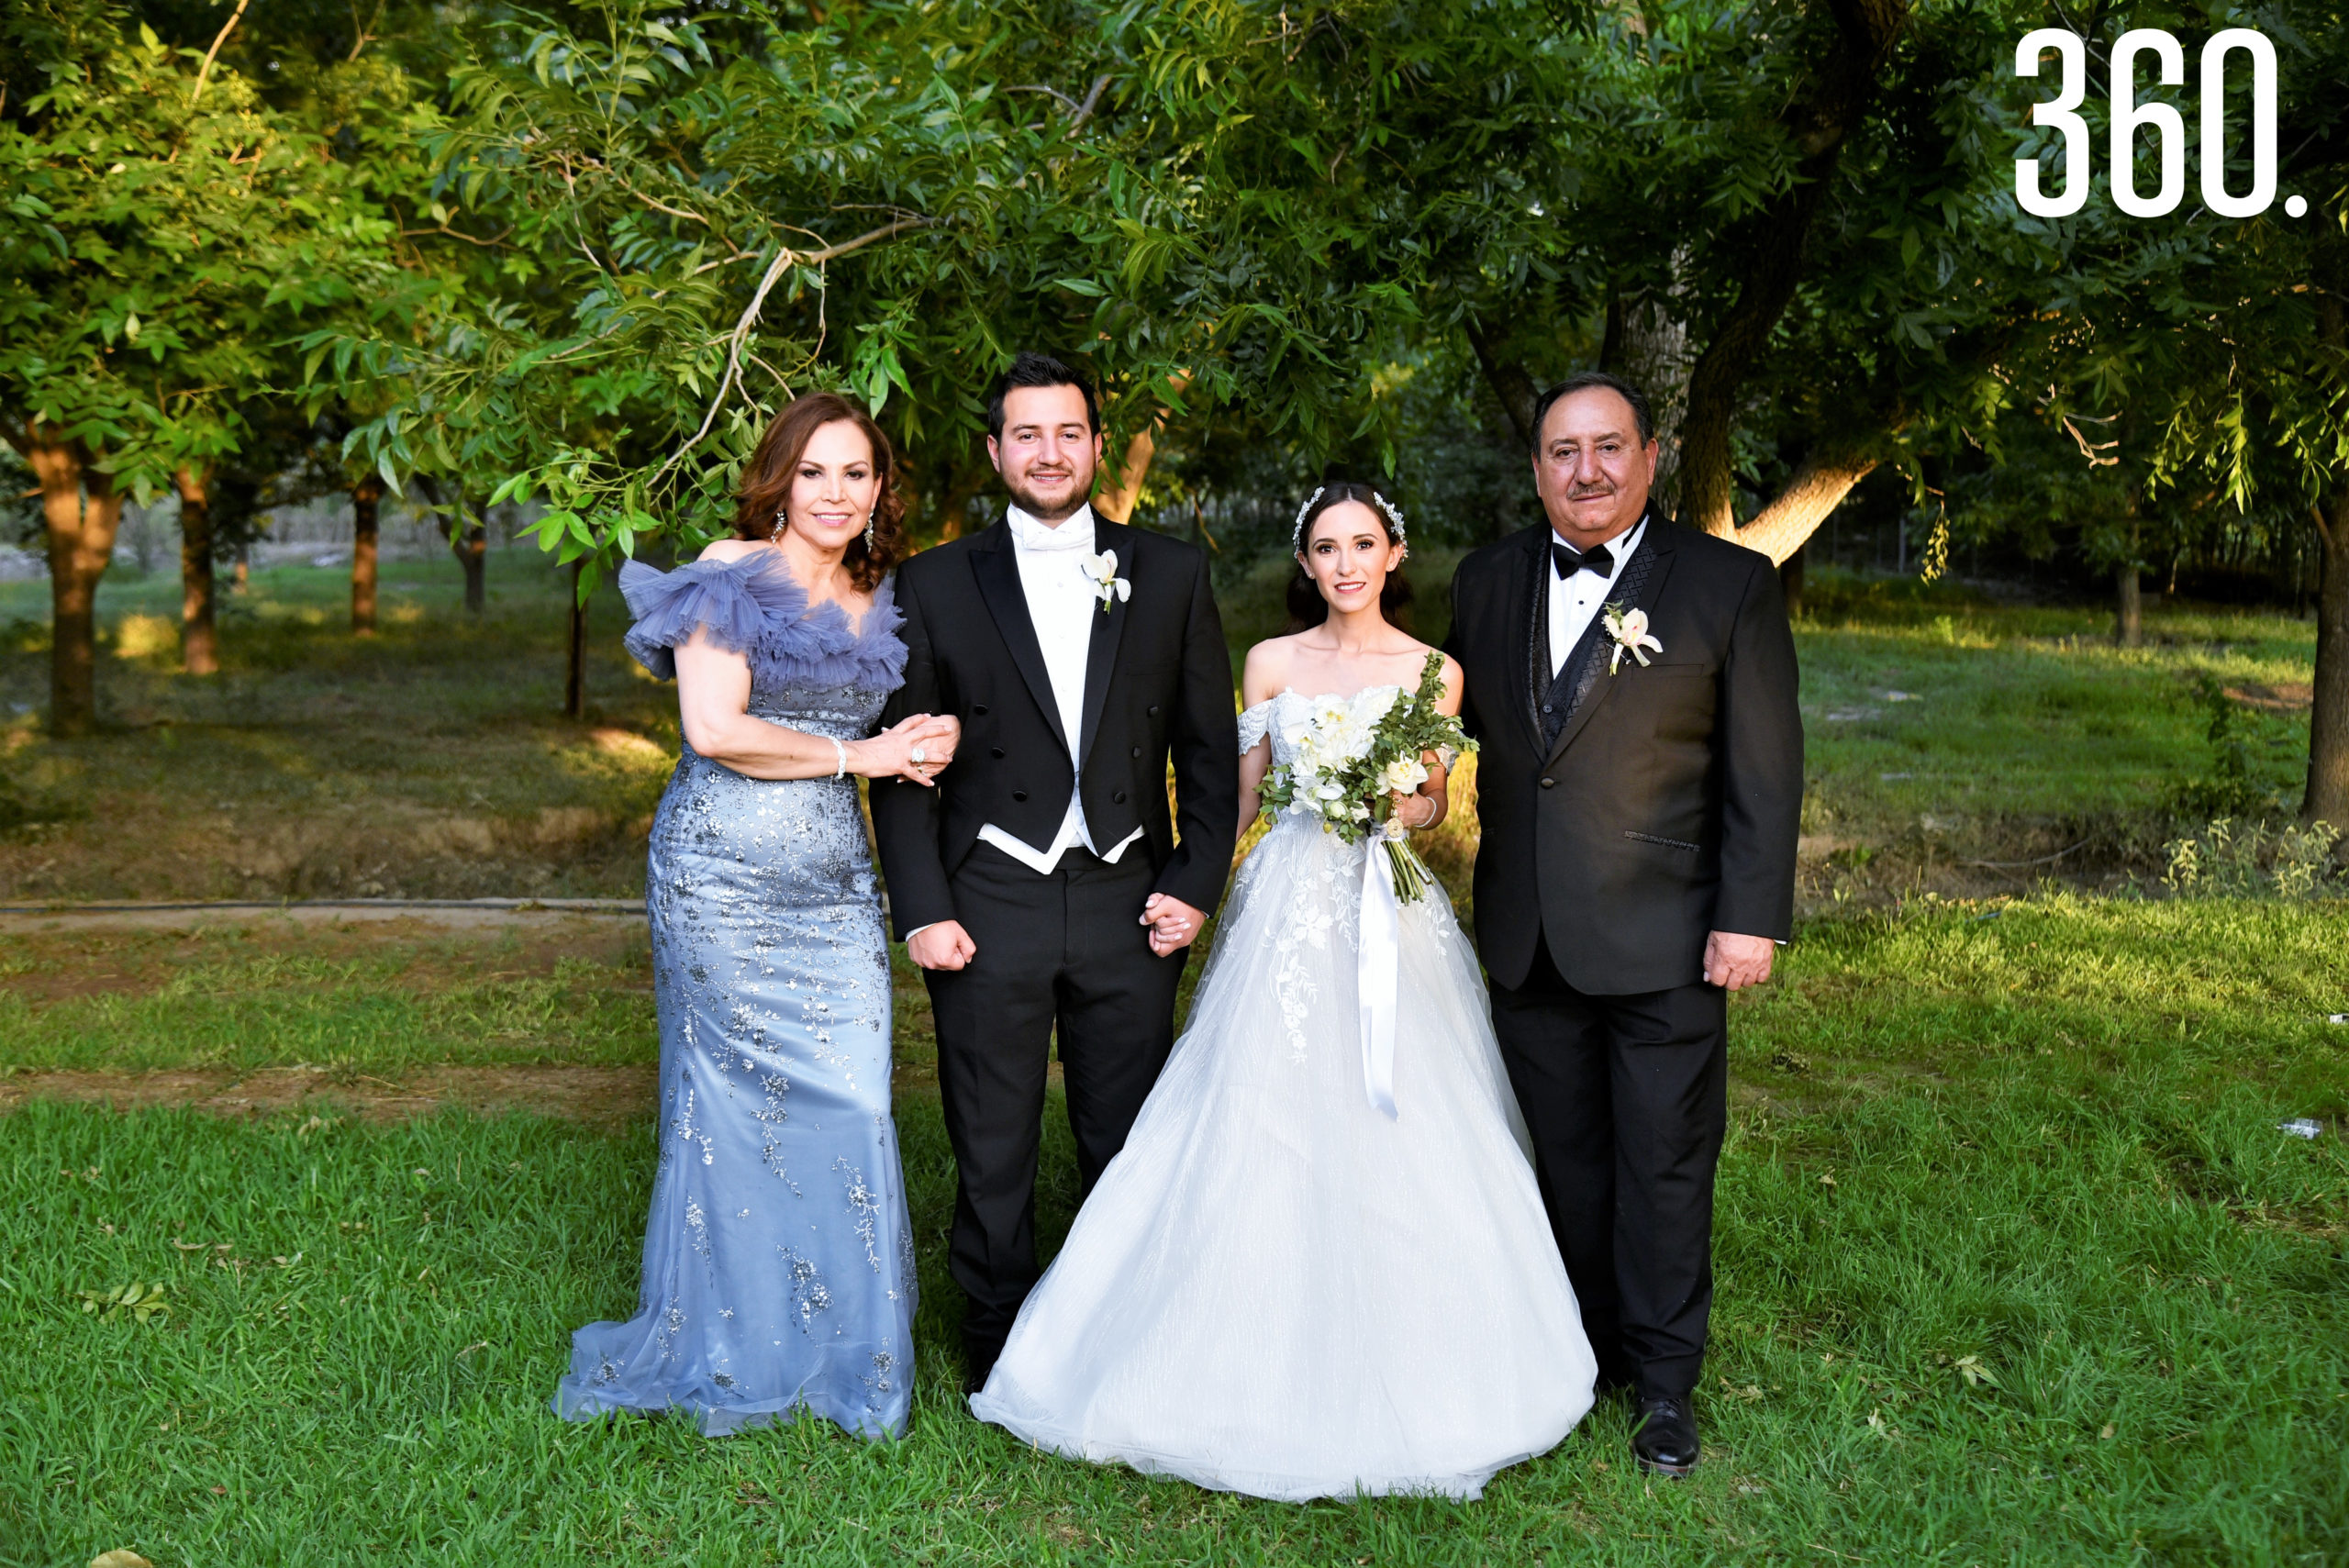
<box><xmin>1954</xmin><ymin>1354</ymin><xmax>1999</xmax><ymax>1388</ymax></box>
<box><xmin>2100</xmin><ymin>1423</ymin><xmax>2116</xmax><ymax>1440</ymax></box>
<box><xmin>76</xmin><ymin>1282</ymin><xmax>168</xmax><ymax>1324</ymax></box>
<box><xmin>90</xmin><ymin>1551</ymin><xmax>153</xmax><ymax>1568</ymax></box>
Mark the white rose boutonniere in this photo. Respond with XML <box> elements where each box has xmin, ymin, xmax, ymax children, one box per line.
<box><xmin>1602</xmin><ymin>602</ymin><xmax>1663</xmax><ymax>673</ymax></box>
<box><xmin>1080</xmin><ymin>549</ymin><xmax>1130</xmax><ymax>613</ymax></box>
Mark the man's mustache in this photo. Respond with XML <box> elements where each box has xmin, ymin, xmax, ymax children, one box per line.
<box><xmin>1566</xmin><ymin>482</ymin><xmax>1616</xmax><ymax>499</ymax></box>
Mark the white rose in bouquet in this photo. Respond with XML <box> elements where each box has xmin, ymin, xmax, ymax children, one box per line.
<box><xmin>1378</xmin><ymin>755</ymin><xmax>1431</xmax><ymax>798</ymax></box>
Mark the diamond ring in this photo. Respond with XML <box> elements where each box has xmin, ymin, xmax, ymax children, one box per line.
<box><xmin>909</xmin><ymin>746</ymin><xmax>927</xmax><ymax>765</ymax></box>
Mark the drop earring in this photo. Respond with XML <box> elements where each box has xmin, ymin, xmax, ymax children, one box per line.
<box><xmin>773</xmin><ymin>506</ymin><xmax>787</xmax><ymax>539</ymax></box>
<box><xmin>863</xmin><ymin>512</ymin><xmax>876</xmax><ymax>551</ymax></box>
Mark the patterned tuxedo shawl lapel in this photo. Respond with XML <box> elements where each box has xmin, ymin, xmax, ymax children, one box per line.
<box><xmin>1542</xmin><ymin>521</ymin><xmax>1678</xmax><ymax>765</ymax></box>
<box><xmin>968</xmin><ymin>520</ymin><xmax>1070</xmax><ymax>757</ymax></box>
<box><xmin>1508</xmin><ymin>528</ymin><xmax>1551</xmax><ymax>756</ymax></box>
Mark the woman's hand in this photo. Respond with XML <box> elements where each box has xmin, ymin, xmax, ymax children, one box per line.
<box><xmin>851</xmin><ymin>713</ymin><xmax>960</xmax><ymax>786</ymax></box>
<box><xmin>1387</xmin><ymin>790</ymin><xmax>1438</xmax><ymax>830</ymax></box>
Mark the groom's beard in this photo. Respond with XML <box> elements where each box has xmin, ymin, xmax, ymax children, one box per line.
<box><xmin>1005</xmin><ymin>467</ymin><xmax>1096</xmax><ymax>524</ymax></box>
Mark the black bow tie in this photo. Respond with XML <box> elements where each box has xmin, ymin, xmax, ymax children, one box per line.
<box><xmin>1551</xmin><ymin>539</ymin><xmax>1616</xmax><ymax>581</ymax></box>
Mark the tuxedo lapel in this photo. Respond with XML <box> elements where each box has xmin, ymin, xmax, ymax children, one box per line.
<box><xmin>969</xmin><ymin>520</ymin><xmax>1070</xmax><ymax>757</ymax></box>
<box><xmin>1543</xmin><ymin>524</ymin><xmax>1679</xmax><ymax>766</ymax></box>
<box><xmin>1504</xmin><ymin>528</ymin><xmax>1548</xmax><ymax>757</ymax></box>
<box><xmin>1075</xmin><ymin>520</ymin><xmax>1130</xmax><ymax>771</ymax></box>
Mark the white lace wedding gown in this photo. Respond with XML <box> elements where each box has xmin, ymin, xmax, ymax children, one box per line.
<box><xmin>969</xmin><ymin>688</ymin><xmax>1597</xmax><ymax>1501</ymax></box>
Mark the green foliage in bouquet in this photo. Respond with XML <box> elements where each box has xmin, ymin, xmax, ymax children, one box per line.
<box><xmin>1256</xmin><ymin>651</ymin><xmax>1475</xmax><ymax>903</ymax></box>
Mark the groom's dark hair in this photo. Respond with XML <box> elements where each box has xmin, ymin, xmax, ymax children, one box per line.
<box><xmin>1530</xmin><ymin>371</ymin><xmax>1655</xmax><ymax>449</ymax></box>
<box><xmin>986</xmin><ymin>352</ymin><xmax>1100</xmax><ymax>439</ymax></box>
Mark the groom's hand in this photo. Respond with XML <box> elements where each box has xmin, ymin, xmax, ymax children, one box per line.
<box><xmin>1703</xmin><ymin>931</ymin><xmax>1776</xmax><ymax>991</ymax></box>
<box><xmin>1141</xmin><ymin>894</ymin><xmax>1206</xmax><ymax>957</ymax></box>
<box><xmin>909</xmin><ymin>921</ymin><xmax>976</xmax><ymax>971</ymax></box>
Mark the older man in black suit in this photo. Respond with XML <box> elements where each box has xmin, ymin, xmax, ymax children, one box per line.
<box><xmin>1444</xmin><ymin>372</ymin><xmax>1803</xmax><ymax>1477</ymax></box>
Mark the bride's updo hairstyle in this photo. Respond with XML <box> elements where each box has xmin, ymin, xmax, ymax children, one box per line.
<box><xmin>1283</xmin><ymin>481</ymin><xmax>1415</xmax><ymax>632</ymax></box>
<box><xmin>732</xmin><ymin>392</ymin><xmax>907</xmax><ymax>592</ymax></box>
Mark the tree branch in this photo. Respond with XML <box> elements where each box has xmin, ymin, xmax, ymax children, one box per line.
<box><xmin>649</xmin><ymin>217</ymin><xmax>934</xmax><ymax>490</ymax></box>
<box><xmin>191</xmin><ymin>0</ymin><xmax>254</xmax><ymax>106</ymax></box>
<box><xmin>400</xmin><ymin>225</ymin><xmax>514</xmax><ymax>249</ymax></box>
<box><xmin>1008</xmin><ymin>74</ymin><xmax>1112</xmax><ymax>130</ymax></box>
<box><xmin>1731</xmin><ymin>447</ymin><xmax>1882</xmax><ymax>564</ymax></box>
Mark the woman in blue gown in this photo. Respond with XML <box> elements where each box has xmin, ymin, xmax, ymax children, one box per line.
<box><xmin>554</xmin><ymin>393</ymin><xmax>958</xmax><ymax>1439</ymax></box>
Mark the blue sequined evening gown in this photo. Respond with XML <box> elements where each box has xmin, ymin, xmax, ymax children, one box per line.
<box><xmin>554</xmin><ymin>549</ymin><xmax>918</xmax><ymax>1439</ymax></box>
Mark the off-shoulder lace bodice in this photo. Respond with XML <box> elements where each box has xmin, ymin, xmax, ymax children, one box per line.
<box><xmin>1238</xmin><ymin>686</ymin><xmax>1408</xmax><ymax>768</ymax></box>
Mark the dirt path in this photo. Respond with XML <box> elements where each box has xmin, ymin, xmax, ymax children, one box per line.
<box><xmin>0</xmin><ymin>897</ymin><xmax>642</xmax><ymax>935</ymax></box>
<box><xmin>0</xmin><ymin>1064</ymin><xmax>660</xmax><ymax>1126</ymax></box>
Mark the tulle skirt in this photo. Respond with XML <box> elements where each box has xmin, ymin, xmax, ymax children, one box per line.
<box><xmin>971</xmin><ymin>814</ymin><xmax>1597</xmax><ymax>1500</ymax></box>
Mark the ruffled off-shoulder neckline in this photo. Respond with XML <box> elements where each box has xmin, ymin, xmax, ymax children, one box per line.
<box><xmin>619</xmin><ymin>549</ymin><xmax>907</xmax><ymax>695</ymax></box>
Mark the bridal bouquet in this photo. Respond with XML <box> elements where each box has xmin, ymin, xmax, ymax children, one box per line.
<box><xmin>1258</xmin><ymin>651</ymin><xmax>1476</xmax><ymax>903</ymax></box>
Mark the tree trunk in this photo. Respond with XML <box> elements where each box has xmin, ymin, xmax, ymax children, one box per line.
<box><xmin>1676</xmin><ymin>0</ymin><xmax>1908</xmax><ymax>538</ymax></box>
<box><xmin>1464</xmin><ymin>317</ymin><xmax>1539</xmax><ymax>450</ymax></box>
<box><xmin>1092</xmin><ymin>374</ymin><xmax>1190</xmax><ymax>526</ymax></box>
<box><xmin>174</xmin><ymin>466</ymin><xmax>219</xmax><ymax>675</ymax></box>
<box><xmin>2306</xmin><ymin>493</ymin><xmax>2349</xmax><ymax>828</ymax></box>
<box><xmin>351</xmin><ymin>475</ymin><xmax>382</xmax><ymax>636</ymax></box>
<box><xmin>1780</xmin><ymin>544</ymin><xmax>1806</xmax><ymax>621</ymax></box>
<box><xmin>2113</xmin><ymin>564</ymin><xmax>2143</xmax><ymax>648</ymax></box>
<box><xmin>1601</xmin><ymin>279</ymin><xmax>1697</xmax><ymax>508</ymax></box>
<box><xmin>565</xmin><ymin>559</ymin><xmax>587</xmax><ymax>720</ymax></box>
<box><xmin>930</xmin><ymin>470</ymin><xmax>982</xmax><ymax>543</ymax></box>
<box><xmin>14</xmin><ymin>425</ymin><xmax>123</xmax><ymax>738</ymax></box>
<box><xmin>455</xmin><ymin>505</ymin><xmax>487</xmax><ymax>615</ymax></box>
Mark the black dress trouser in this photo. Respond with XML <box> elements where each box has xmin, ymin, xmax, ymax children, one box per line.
<box><xmin>1488</xmin><ymin>933</ymin><xmax>1729</xmax><ymax>1401</ymax></box>
<box><xmin>922</xmin><ymin>840</ymin><xmax>1185</xmax><ymax>1359</ymax></box>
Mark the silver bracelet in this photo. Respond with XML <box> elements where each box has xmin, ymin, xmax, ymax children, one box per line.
<box><xmin>830</xmin><ymin>737</ymin><xmax>847</xmax><ymax>778</ymax></box>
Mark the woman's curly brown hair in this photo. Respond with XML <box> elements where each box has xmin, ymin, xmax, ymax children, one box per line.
<box><xmin>731</xmin><ymin>392</ymin><xmax>907</xmax><ymax>591</ymax></box>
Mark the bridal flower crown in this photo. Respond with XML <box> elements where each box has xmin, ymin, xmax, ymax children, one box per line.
<box><xmin>1291</xmin><ymin>486</ymin><xmax>1409</xmax><ymax>555</ymax></box>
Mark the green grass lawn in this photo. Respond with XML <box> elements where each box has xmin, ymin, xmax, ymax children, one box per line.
<box><xmin>4</xmin><ymin>894</ymin><xmax>2344</xmax><ymax>1565</ymax></box>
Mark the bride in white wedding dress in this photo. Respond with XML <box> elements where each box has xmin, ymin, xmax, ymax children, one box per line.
<box><xmin>969</xmin><ymin>485</ymin><xmax>1596</xmax><ymax>1502</ymax></box>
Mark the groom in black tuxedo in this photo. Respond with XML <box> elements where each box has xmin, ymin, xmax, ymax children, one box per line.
<box><xmin>1445</xmin><ymin>373</ymin><xmax>1802</xmax><ymax>1475</ymax></box>
<box><xmin>870</xmin><ymin>352</ymin><xmax>1238</xmax><ymax>1393</ymax></box>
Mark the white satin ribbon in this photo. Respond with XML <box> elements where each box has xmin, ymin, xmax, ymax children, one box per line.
<box><xmin>1357</xmin><ymin>837</ymin><xmax>1401</xmax><ymax>1119</ymax></box>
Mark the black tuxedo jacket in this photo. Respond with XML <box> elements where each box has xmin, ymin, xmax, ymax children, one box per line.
<box><xmin>870</xmin><ymin>516</ymin><xmax>1239</xmax><ymax>938</ymax></box>
<box><xmin>1444</xmin><ymin>517</ymin><xmax>1802</xmax><ymax>995</ymax></box>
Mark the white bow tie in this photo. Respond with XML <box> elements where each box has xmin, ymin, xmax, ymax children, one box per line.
<box><xmin>1008</xmin><ymin>506</ymin><xmax>1096</xmax><ymax>553</ymax></box>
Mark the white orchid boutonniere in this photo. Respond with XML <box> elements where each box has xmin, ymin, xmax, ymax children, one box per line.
<box><xmin>1081</xmin><ymin>549</ymin><xmax>1130</xmax><ymax>614</ymax></box>
<box><xmin>1602</xmin><ymin>602</ymin><xmax>1663</xmax><ymax>673</ymax></box>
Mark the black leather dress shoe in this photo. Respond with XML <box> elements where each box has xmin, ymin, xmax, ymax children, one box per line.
<box><xmin>1630</xmin><ymin>1396</ymin><xmax>1700</xmax><ymax>1476</ymax></box>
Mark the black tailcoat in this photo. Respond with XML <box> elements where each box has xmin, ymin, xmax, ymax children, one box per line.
<box><xmin>870</xmin><ymin>517</ymin><xmax>1238</xmax><ymax>930</ymax></box>
<box><xmin>867</xmin><ymin>514</ymin><xmax>1237</xmax><ymax>1363</ymax></box>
